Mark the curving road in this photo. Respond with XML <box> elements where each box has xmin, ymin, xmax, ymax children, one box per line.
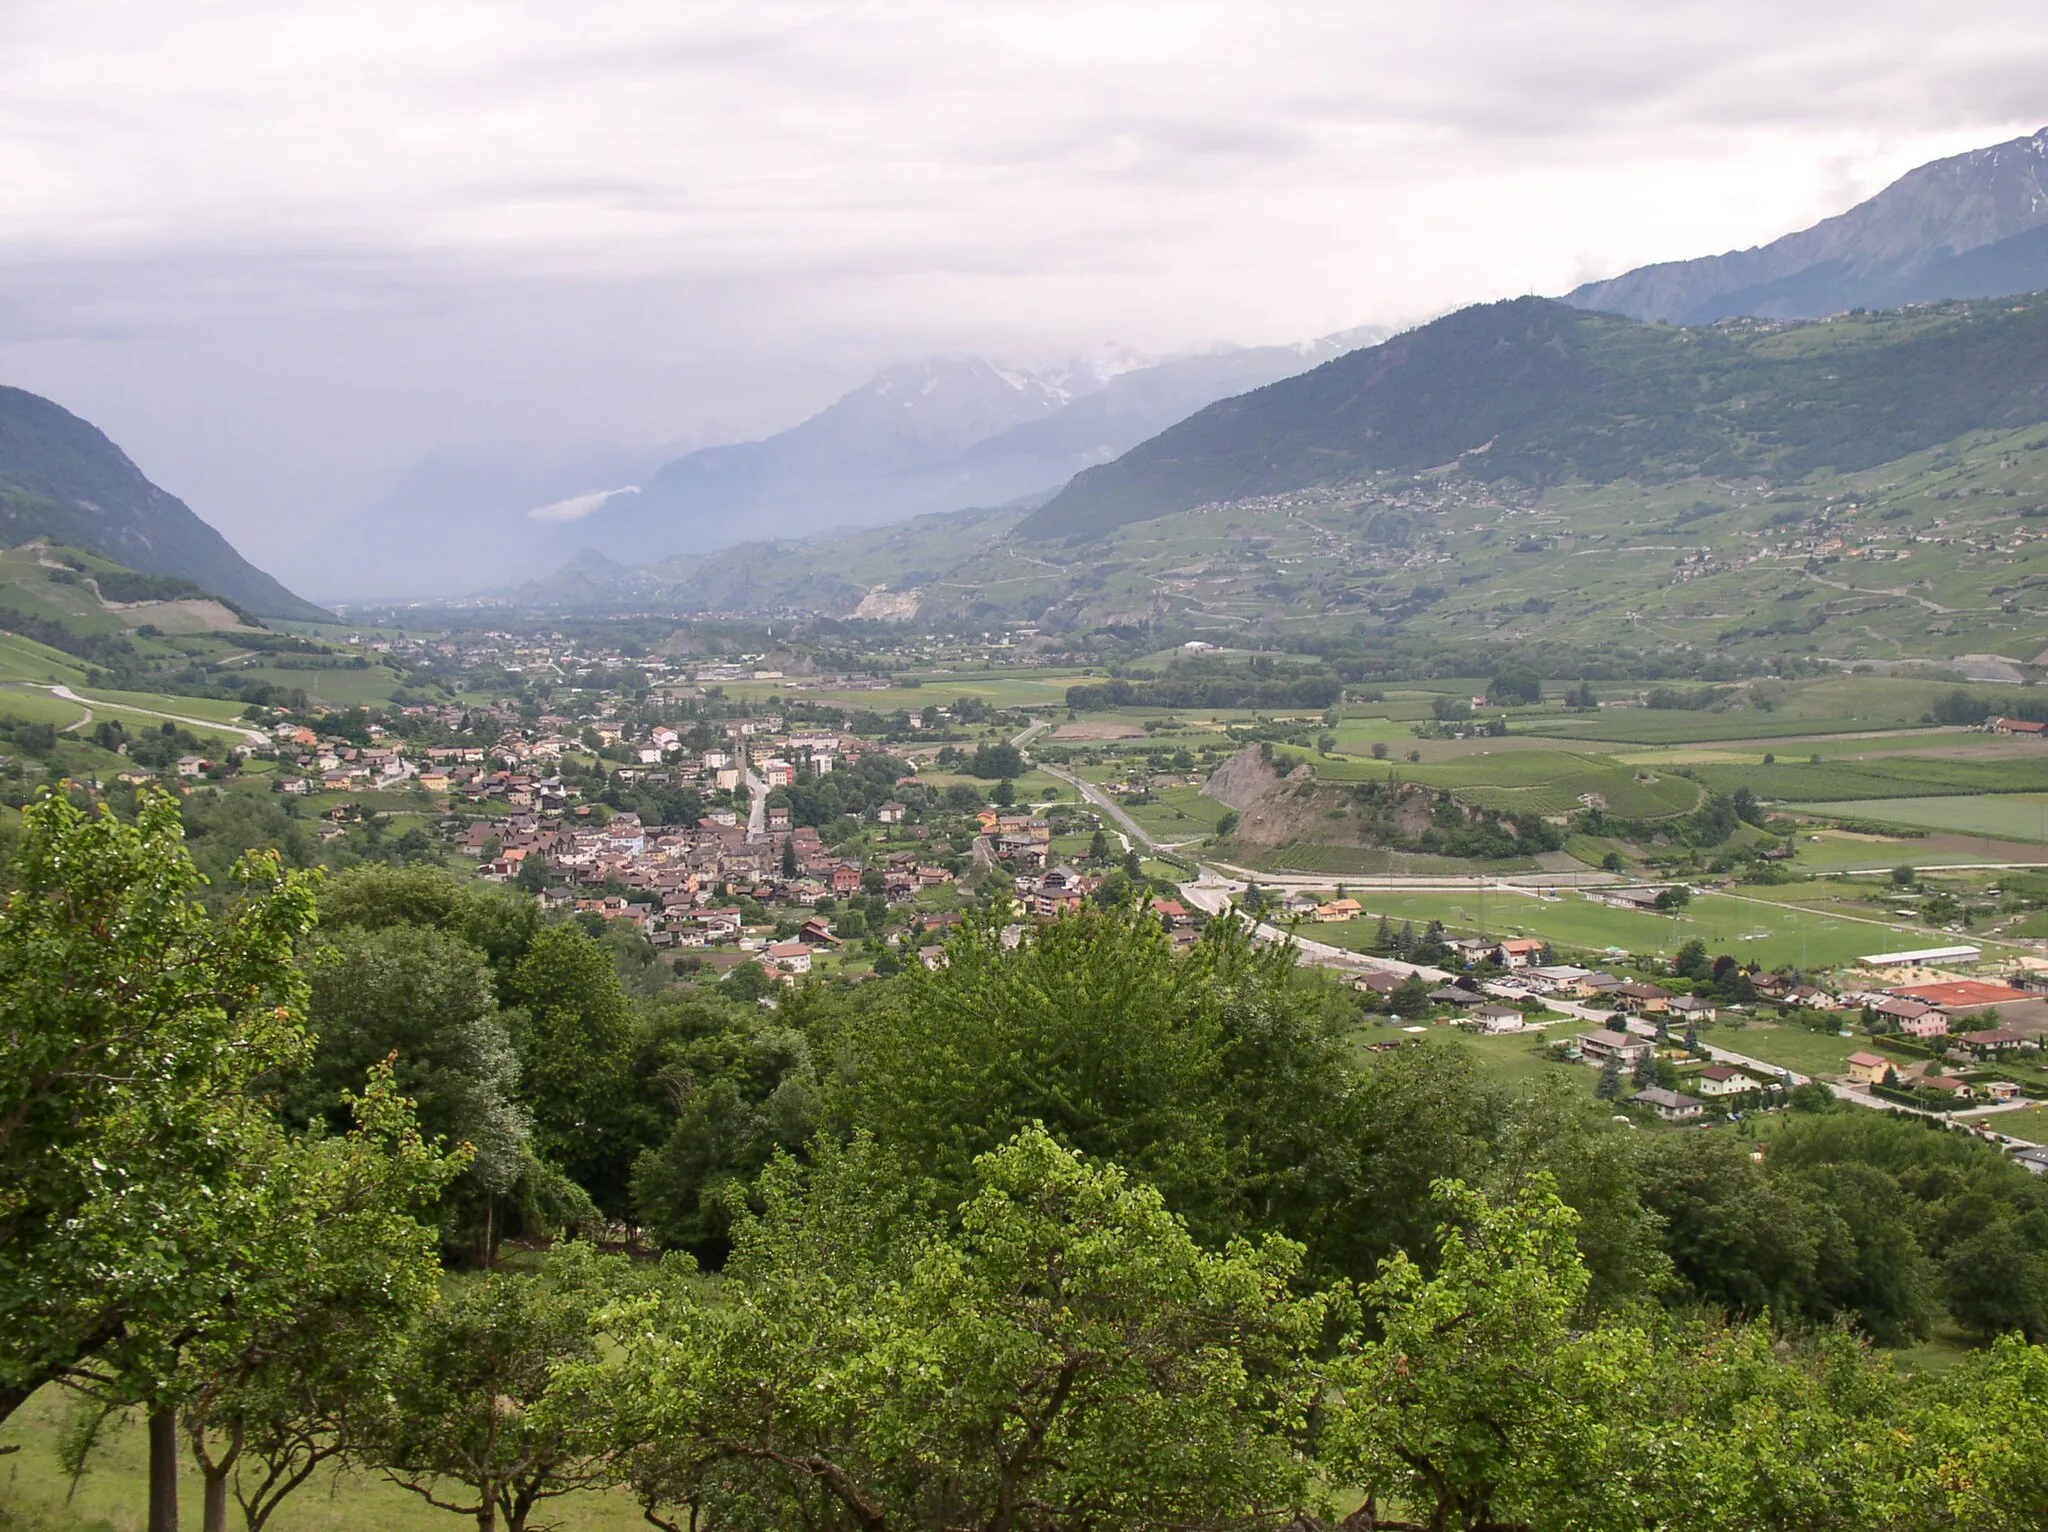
<box><xmin>39</xmin><ymin>684</ymin><xmax>269</xmax><ymax>747</ymax></box>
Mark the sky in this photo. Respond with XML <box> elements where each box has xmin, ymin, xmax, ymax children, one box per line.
<box><xmin>2</xmin><ymin>0</ymin><xmax>2046</xmax><ymax>588</ymax></box>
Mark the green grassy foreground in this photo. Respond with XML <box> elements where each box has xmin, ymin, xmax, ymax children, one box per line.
<box><xmin>0</xmin><ymin>1388</ymin><xmax>645</xmax><ymax>1532</ymax></box>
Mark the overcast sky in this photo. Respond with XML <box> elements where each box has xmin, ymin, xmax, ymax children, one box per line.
<box><xmin>2</xmin><ymin>0</ymin><xmax>2045</xmax><ymax>579</ymax></box>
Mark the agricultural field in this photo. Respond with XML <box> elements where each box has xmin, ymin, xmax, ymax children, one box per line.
<box><xmin>1301</xmin><ymin>887</ymin><xmax>1952</xmax><ymax>972</ymax></box>
<box><xmin>1801</xmin><ymin>794</ymin><xmax>2048</xmax><ymax>844</ymax></box>
<box><xmin>0</xmin><ymin>683</ymin><xmax>92</xmax><ymax>729</ymax></box>
<box><xmin>1111</xmin><ymin>784</ymin><xmax>1218</xmax><ymax>845</ymax></box>
<box><xmin>0</xmin><ymin>628</ymin><xmax>88</xmax><ymax>685</ymax></box>
<box><xmin>1694</xmin><ymin>753</ymin><xmax>2048</xmax><ymax>802</ymax></box>
<box><xmin>232</xmin><ymin>662</ymin><xmax>414</xmax><ymax>708</ymax></box>
<box><xmin>1395</xmin><ymin>750</ymin><xmax>1704</xmax><ymax>818</ymax></box>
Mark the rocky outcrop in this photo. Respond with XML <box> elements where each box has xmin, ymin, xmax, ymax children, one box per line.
<box><xmin>1202</xmin><ymin>745</ymin><xmax>1437</xmax><ymax>850</ymax></box>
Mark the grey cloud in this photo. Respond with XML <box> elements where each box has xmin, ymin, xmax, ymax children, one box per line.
<box><xmin>0</xmin><ymin>0</ymin><xmax>2043</xmax><ymax>574</ymax></box>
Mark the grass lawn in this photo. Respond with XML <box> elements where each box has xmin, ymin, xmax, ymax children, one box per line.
<box><xmin>1708</xmin><ymin>1019</ymin><xmax>1861</xmax><ymax>1079</ymax></box>
<box><xmin>1447</xmin><ymin>1027</ymin><xmax>1604</xmax><ymax>1094</ymax></box>
<box><xmin>1981</xmin><ymin>1103</ymin><xmax>2048</xmax><ymax>1144</ymax></box>
<box><xmin>0</xmin><ymin>1387</ymin><xmax>651</xmax><ymax>1532</ymax></box>
<box><xmin>1351</xmin><ymin>1021</ymin><xmax>1606</xmax><ymax>1100</ymax></box>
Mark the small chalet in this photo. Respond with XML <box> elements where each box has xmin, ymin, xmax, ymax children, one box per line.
<box><xmin>1578</xmin><ymin>1031</ymin><xmax>1655</xmax><ymax>1067</ymax></box>
<box><xmin>1464</xmin><ymin>1002</ymin><xmax>1528</xmax><ymax>1033</ymax></box>
<box><xmin>1611</xmin><ymin>982</ymin><xmax>1673</xmax><ymax>1014</ymax></box>
<box><xmin>1632</xmin><ymin>1087</ymin><xmax>1706</xmax><ymax>1122</ymax></box>
<box><xmin>1917</xmin><ymin>1074</ymin><xmax>1975</xmax><ymax>1101</ymax></box>
<box><xmin>1955</xmin><ymin>1027</ymin><xmax>2031</xmax><ymax>1060</ymax></box>
<box><xmin>1693</xmin><ymin>1065</ymin><xmax>1760</xmax><ymax>1097</ymax></box>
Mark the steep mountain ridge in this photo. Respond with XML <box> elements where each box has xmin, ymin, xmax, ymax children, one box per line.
<box><xmin>0</xmin><ymin>387</ymin><xmax>327</xmax><ymax>621</ymax></box>
<box><xmin>1017</xmin><ymin>293</ymin><xmax>2048</xmax><ymax>542</ymax></box>
<box><xmin>1566</xmin><ymin>128</ymin><xmax>2048</xmax><ymax>324</ymax></box>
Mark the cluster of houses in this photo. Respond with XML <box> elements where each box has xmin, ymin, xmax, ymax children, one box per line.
<box><xmin>1335</xmin><ymin>925</ymin><xmax>2048</xmax><ymax>1125</ymax></box>
<box><xmin>262</xmin><ymin>704</ymin><xmax>900</xmax><ymax>809</ymax></box>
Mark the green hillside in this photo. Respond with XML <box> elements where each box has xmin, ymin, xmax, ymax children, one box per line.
<box><xmin>0</xmin><ymin>385</ymin><xmax>329</xmax><ymax>621</ymax></box>
<box><xmin>0</xmin><ymin>542</ymin><xmax>422</xmax><ymax>712</ymax></box>
<box><xmin>1020</xmin><ymin>294</ymin><xmax>2048</xmax><ymax>541</ymax></box>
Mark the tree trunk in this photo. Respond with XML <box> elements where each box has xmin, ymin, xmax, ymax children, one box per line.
<box><xmin>203</xmin><ymin>1462</ymin><xmax>230</xmax><ymax>1532</ymax></box>
<box><xmin>148</xmin><ymin>1406</ymin><xmax>180</xmax><ymax>1532</ymax></box>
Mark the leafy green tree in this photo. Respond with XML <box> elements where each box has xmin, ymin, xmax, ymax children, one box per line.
<box><xmin>1942</xmin><ymin>1220</ymin><xmax>2048</xmax><ymax>1342</ymax></box>
<box><xmin>1595</xmin><ymin>1054</ymin><xmax>1623</xmax><ymax>1101</ymax></box>
<box><xmin>1490</xmin><ymin>1079</ymin><xmax>1669</xmax><ymax>1308</ymax></box>
<box><xmin>1673</xmin><ymin>938</ymin><xmax>1711</xmax><ymax>980</ymax></box>
<box><xmin>1321</xmin><ymin>1178</ymin><xmax>1622</xmax><ymax>1532</ymax></box>
<box><xmin>1488</xmin><ymin>665</ymin><xmax>1542</xmax><ymax>706</ymax></box>
<box><xmin>367</xmin><ymin>1256</ymin><xmax>613</xmax><ymax>1532</ymax></box>
<box><xmin>850</xmin><ymin>907</ymin><xmax>1236</xmax><ymax>1233</ymax></box>
<box><xmin>723</xmin><ymin>958</ymin><xmax>774</xmax><ymax>1002</ymax></box>
<box><xmin>1635</xmin><ymin>1133</ymin><xmax>1838</xmax><ymax>1325</ymax></box>
<box><xmin>317</xmin><ymin>864</ymin><xmax>541</xmax><ymax>993</ymax></box>
<box><xmin>1785</xmin><ymin>1160</ymin><xmax>1938</xmax><ymax>1345</ymax></box>
<box><xmin>295</xmin><ymin>924</ymin><xmax>530</xmax><ymax>1245</ymax></box>
<box><xmin>504</xmin><ymin>923</ymin><xmax>638</xmax><ymax>1213</ymax></box>
<box><xmin>628</xmin><ymin>998</ymin><xmax>823</xmax><ymax>1263</ymax></box>
<box><xmin>570</xmin><ymin>1129</ymin><xmax>1331</xmax><ymax>1532</ymax></box>
<box><xmin>0</xmin><ymin>791</ymin><xmax>318</xmax><ymax>1431</ymax></box>
<box><xmin>180</xmin><ymin>1064</ymin><xmax>465</xmax><ymax>1532</ymax></box>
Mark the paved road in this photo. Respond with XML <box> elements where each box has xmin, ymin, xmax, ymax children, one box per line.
<box><xmin>742</xmin><ymin>754</ymin><xmax>767</xmax><ymax>841</ymax></box>
<box><xmin>1039</xmin><ymin>763</ymin><xmax>1149</xmax><ymax>855</ymax></box>
<box><xmin>43</xmin><ymin>684</ymin><xmax>269</xmax><ymax>747</ymax></box>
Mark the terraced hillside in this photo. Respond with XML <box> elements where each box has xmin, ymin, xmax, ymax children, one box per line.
<box><xmin>597</xmin><ymin>296</ymin><xmax>2048</xmax><ymax>683</ymax></box>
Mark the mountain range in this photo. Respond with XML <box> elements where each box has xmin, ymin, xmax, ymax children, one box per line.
<box><xmin>1564</xmin><ymin>127</ymin><xmax>2048</xmax><ymax>324</ymax></box>
<box><xmin>295</xmin><ymin>330</ymin><xmax>1387</xmax><ymax>599</ymax></box>
<box><xmin>0</xmin><ymin>387</ymin><xmax>326</xmax><ymax>621</ymax></box>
